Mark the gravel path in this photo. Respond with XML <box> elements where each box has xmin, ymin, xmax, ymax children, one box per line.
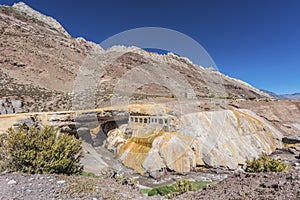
<box><xmin>0</xmin><ymin>173</ymin><xmax>159</xmax><ymax>200</ymax></box>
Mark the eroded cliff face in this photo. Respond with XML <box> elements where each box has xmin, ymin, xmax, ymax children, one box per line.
<box><xmin>108</xmin><ymin>109</ymin><xmax>283</xmax><ymax>177</ymax></box>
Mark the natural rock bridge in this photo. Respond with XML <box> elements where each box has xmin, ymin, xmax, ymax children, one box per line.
<box><xmin>0</xmin><ymin>104</ymin><xmax>171</xmax><ymax>146</ymax></box>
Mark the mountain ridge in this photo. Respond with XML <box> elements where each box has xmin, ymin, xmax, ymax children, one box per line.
<box><xmin>12</xmin><ymin>2</ymin><xmax>70</xmax><ymax>37</ymax></box>
<box><xmin>260</xmin><ymin>89</ymin><xmax>300</xmax><ymax>99</ymax></box>
<box><xmin>0</xmin><ymin>2</ymin><xmax>271</xmax><ymax>113</ymax></box>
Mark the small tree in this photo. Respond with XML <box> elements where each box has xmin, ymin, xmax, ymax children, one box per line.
<box><xmin>246</xmin><ymin>153</ymin><xmax>288</xmax><ymax>173</ymax></box>
<box><xmin>1</xmin><ymin>125</ymin><xmax>83</xmax><ymax>175</ymax></box>
<box><xmin>175</xmin><ymin>179</ymin><xmax>193</xmax><ymax>194</ymax></box>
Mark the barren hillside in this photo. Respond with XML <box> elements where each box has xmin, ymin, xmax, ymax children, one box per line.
<box><xmin>0</xmin><ymin>2</ymin><xmax>271</xmax><ymax>113</ymax></box>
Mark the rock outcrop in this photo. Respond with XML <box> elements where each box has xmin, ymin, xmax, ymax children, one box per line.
<box><xmin>12</xmin><ymin>2</ymin><xmax>70</xmax><ymax>37</ymax></box>
<box><xmin>234</xmin><ymin>100</ymin><xmax>300</xmax><ymax>135</ymax></box>
<box><xmin>0</xmin><ymin>103</ymin><xmax>169</xmax><ymax>136</ymax></box>
<box><xmin>0</xmin><ymin>97</ymin><xmax>22</xmax><ymax>114</ymax></box>
<box><xmin>178</xmin><ymin>109</ymin><xmax>283</xmax><ymax>169</ymax></box>
<box><xmin>282</xmin><ymin>135</ymin><xmax>300</xmax><ymax>144</ymax></box>
<box><xmin>107</xmin><ymin>109</ymin><xmax>283</xmax><ymax>177</ymax></box>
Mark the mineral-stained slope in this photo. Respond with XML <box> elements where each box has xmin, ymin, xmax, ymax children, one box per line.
<box><xmin>179</xmin><ymin>109</ymin><xmax>283</xmax><ymax>169</ymax></box>
<box><xmin>111</xmin><ymin>109</ymin><xmax>282</xmax><ymax>176</ymax></box>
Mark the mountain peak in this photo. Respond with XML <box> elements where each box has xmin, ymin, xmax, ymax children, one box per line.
<box><xmin>12</xmin><ymin>2</ymin><xmax>70</xmax><ymax>37</ymax></box>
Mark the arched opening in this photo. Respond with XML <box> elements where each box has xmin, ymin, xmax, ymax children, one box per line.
<box><xmin>94</xmin><ymin>118</ymin><xmax>129</xmax><ymax>146</ymax></box>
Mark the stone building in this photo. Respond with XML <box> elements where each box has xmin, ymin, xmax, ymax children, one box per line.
<box><xmin>128</xmin><ymin>115</ymin><xmax>175</xmax><ymax>132</ymax></box>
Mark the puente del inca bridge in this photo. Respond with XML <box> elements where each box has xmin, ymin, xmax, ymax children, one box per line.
<box><xmin>0</xmin><ymin>104</ymin><xmax>173</xmax><ymax>145</ymax></box>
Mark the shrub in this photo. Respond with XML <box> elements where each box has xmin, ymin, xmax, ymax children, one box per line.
<box><xmin>81</xmin><ymin>171</ymin><xmax>102</xmax><ymax>178</ymax></box>
<box><xmin>0</xmin><ymin>125</ymin><xmax>83</xmax><ymax>175</ymax></box>
<box><xmin>141</xmin><ymin>179</ymin><xmax>211</xmax><ymax>197</ymax></box>
<box><xmin>246</xmin><ymin>153</ymin><xmax>288</xmax><ymax>173</ymax></box>
<box><xmin>175</xmin><ymin>179</ymin><xmax>193</xmax><ymax>194</ymax></box>
<box><xmin>0</xmin><ymin>134</ymin><xmax>9</xmax><ymax>172</ymax></box>
<box><xmin>148</xmin><ymin>185</ymin><xmax>176</xmax><ymax>196</ymax></box>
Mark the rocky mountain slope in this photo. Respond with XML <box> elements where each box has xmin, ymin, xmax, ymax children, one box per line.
<box><xmin>261</xmin><ymin>89</ymin><xmax>300</xmax><ymax>100</ymax></box>
<box><xmin>0</xmin><ymin>2</ymin><xmax>271</xmax><ymax>113</ymax></box>
<box><xmin>281</xmin><ymin>93</ymin><xmax>300</xmax><ymax>99</ymax></box>
<box><xmin>230</xmin><ymin>100</ymin><xmax>300</xmax><ymax>136</ymax></box>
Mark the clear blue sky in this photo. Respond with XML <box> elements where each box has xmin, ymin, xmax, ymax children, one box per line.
<box><xmin>1</xmin><ymin>0</ymin><xmax>299</xmax><ymax>94</ymax></box>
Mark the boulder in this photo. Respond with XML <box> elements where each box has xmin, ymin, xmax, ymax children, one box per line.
<box><xmin>77</xmin><ymin>127</ymin><xmax>93</xmax><ymax>144</ymax></box>
<box><xmin>0</xmin><ymin>98</ymin><xmax>23</xmax><ymax>114</ymax></box>
<box><xmin>103</xmin><ymin>126</ymin><xmax>127</xmax><ymax>152</ymax></box>
<box><xmin>282</xmin><ymin>135</ymin><xmax>300</xmax><ymax>144</ymax></box>
<box><xmin>11</xmin><ymin>100</ymin><xmax>22</xmax><ymax>112</ymax></box>
<box><xmin>18</xmin><ymin>117</ymin><xmax>36</xmax><ymax>127</ymax></box>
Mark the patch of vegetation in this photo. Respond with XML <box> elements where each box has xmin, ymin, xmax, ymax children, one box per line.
<box><xmin>0</xmin><ymin>134</ymin><xmax>9</xmax><ymax>172</ymax></box>
<box><xmin>141</xmin><ymin>179</ymin><xmax>211</xmax><ymax>197</ymax></box>
<box><xmin>0</xmin><ymin>125</ymin><xmax>83</xmax><ymax>175</ymax></box>
<box><xmin>246</xmin><ymin>153</ymin><xmax>288</xmax><ymax>173</ymax></box>
<box><xmin>59</xmin><ymin>175</ymin><xmax>104</xmax><ymax>198</ymax></box>
<box><xmin>81</xmin><ymin>171</ymin><xmax>103</xmax><ymax>178</ymax></box>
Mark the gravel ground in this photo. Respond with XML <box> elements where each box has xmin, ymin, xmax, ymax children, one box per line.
<box><xmin>1</xmin><ymin>144</ymin><xmax>299</xmax><ymax>200</ymax></box>
<box><xmin>0</xmin><ymin>172</ymin><xmax>161</xmax><ymax>200</ymax></box>
<box><xmin>1</xmin><ymin>170</ymin><xmax>300</xmax><ymax>200</ymax></box>
<box><xmin>176</xmin><ymin>170</ymin><xmax>300</xmax><ymax>200</ymax></box>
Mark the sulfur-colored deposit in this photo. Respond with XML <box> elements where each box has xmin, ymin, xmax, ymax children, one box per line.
<box><xmin>106</xmin><ymin>108</ymin><xmax>283</xmax><ymax>177</ymax></box>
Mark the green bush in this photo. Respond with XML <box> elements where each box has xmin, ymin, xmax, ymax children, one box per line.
<box><xmin>0</xmin><ymin>125</ymin><xmax>83</xmax><ymax>175</ymax></box>
<box><xmin>0</xmin><ymin>134</ymin><xmax>9</xmax><ymax>172</ymax></box>
<box><xmin>147</xmin><ymin>185</ymin><xmax>177</xmax><ymax>196</ymax></box>
<box><xmin>246</xmin><ymin>153</ymin><xmax>288</xmax><ymax>173</ymax></box>
<box><xmin>174</xmin><ymin>179</ymin><xmax>193</xmax><ymax>194</ymax></box>
<box><xmin>141</xmin><ymin>179</ymin><xmax>211</xmax><ymax>197</ymax></box>
<box><xmin>81</xmin><ymin>171</ymin><xmax>102</xmax><ymax>178</ymax></box>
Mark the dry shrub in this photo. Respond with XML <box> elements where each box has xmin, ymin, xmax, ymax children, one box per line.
<box><xmin>0</xmin><ymin>125</ymin><xmax>83</xmax><ymax>175</ymax></box>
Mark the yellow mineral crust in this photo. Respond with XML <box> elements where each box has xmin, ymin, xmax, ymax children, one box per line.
<box><xmin>115</xmin><ymin>109</ymin><xmax>283</xmax><ymax>174</ymax></box>
<box><xmin>117</xmin><ymin>131</ymin><xmax>205</xmax><ymax>174</ymax></box>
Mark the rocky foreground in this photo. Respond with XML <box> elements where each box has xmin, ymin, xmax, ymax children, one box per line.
<box><xmin>0</xmin><ymin>172</ymin><xmax>148</xmax><ymax>200</ymax></box>
<box><xmin>1</xmin><ymin>169</ymin><xmax>299</xmax><ymax>200</ymax></box>
<box><xmin>177</xmin><ymin>170</ymin><xmax>300</xmax><ymax>200</ymax></box>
